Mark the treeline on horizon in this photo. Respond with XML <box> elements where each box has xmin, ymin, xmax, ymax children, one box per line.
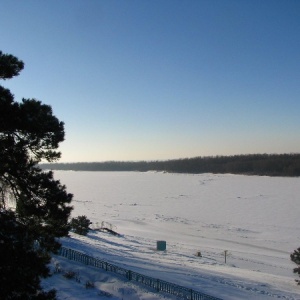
<box><xmin>40</xmin><ymin>153</ymin><xmax>300</xmax><ymax>177</ymax></box>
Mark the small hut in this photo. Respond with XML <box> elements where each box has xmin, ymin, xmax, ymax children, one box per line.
<box><xmin>156</xmin><ymin>240</ymin><xmax>166</xmax><ymax>251</ymax></box>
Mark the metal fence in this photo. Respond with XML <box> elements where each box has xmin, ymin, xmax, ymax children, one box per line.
<box><xmin>58</xmin><ymin>246</ymin><xmax>222</xmax><ymax>300</ymax></box>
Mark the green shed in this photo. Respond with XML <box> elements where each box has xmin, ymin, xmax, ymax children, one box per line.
<box><xmin>156</xmin><ymin>240</ymin><xmax>166</xmax><ymax>251</ymax></box>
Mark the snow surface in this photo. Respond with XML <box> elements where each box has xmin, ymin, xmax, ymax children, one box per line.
<box><xmin>42</xmin><ymin>171</ymin><xmax>300</xmax><ymax>299</ymax></box>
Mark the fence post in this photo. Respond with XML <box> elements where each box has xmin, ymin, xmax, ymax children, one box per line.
<box><xmin>156</xmin><ymin>279</ymin><xmax>160</xmax><ymax>292</ymax></box>
<box><xmin>190</xmin><ymin>289</ymin><xmax>193</xmax><ymax>300</ymax></box>
<box><xmin>127</xmin><ymin>270</ymin><xmax>132</xmax><ymax>280</ymax></box>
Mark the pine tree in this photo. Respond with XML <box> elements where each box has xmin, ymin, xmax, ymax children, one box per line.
<box><xmin>291</xmin><ymin>247</ymin><xmax>300</xmax><ymax>285</ymax></box>
<box><xmin>70</xmin><ymin>215</ymin><xmax>92</xmax><ymax>236</ymax></box>
<box><xmin>0</xmin><ymin>50</ymin><xmax>73</xmax><ymax>298</ymax></box>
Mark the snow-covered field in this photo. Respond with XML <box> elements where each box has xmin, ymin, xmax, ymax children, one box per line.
<box><xmin>43</xmin><ymin>171</ymin><xmax>300</xmax><ymax>299</ymax></box>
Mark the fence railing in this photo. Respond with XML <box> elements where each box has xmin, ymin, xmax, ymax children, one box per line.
<box><xmin>57</xmin><ymin>246</ymin><xmax>222</xmax><ymax>300</ymax></box>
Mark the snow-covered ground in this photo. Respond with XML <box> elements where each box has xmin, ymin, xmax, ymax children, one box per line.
<box><xmin>43</xmin><ymin>171</ymin><xmax>300</xmax><ymax>299</ymax></box>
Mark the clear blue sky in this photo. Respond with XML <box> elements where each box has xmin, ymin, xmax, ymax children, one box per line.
<box><xmin>1</xmin><ymin>0</ymin><xmax>299</xmax><ymax>162</ymax></box>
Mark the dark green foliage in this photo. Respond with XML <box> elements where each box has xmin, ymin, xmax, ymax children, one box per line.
<box><xmin>291</xmin><ymin>248</ymin><xmax>300</xmax><ymax>284</ymax></box>
<box><xmin>0</xmin><ymin>50</ymin><xmax>24</xmax><ymax>79</ymax></box>
<box><xmin>0</xmin><ymin>210</ymin><xmax>57</xmax><ymax>299</ymax></box>
<box><xmin>41</xmin><ymin>154</ymin><xmax>300</xmax><ymax>177</ymax></box>
<box><xmin>70</xmin><ymin>215</ymin><xmax>92</xmax><ymax>236</ymax></box>
<box><xmin>0</xmin><ymin>50</ymin><xmax>73</xmax><ymax>298</ymax></box>
<box><xmin>15</xmin><ymin>168</ymin><xmax>73</xmax><ymax>252</ymax></box>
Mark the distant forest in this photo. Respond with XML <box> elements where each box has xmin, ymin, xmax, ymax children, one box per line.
<box><xmin>40</xmin><ymin>154</ymin><xmax>300</xmax><ymax>177</ymax></box>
